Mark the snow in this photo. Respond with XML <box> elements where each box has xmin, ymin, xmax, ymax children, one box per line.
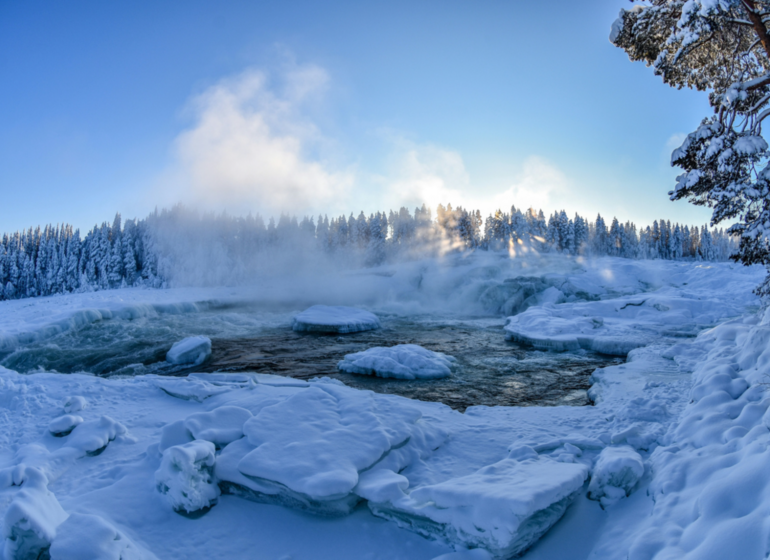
<box><xmin>48</xmin><ymin>415</ymin><xmax>83</xmax><ymax>437</ymax></box>
<box><xmin>49</xmin><ymin>513</ymin><xmax>155</xmax><ymax>560</ymax></box>
<box><xmin>370</xmin><ymin>456</ymin><xmax>589</xmax><ymax>559</ymax></box>
<box><xmin>155</xmin><ymin>440</ymin><xmax>219</xmax><ymax>514</ymax></box>
<box><xmin>0</xmin><ymin>255</ymin><xmax>769</xmax><ymax>559</ymax></box>
<box><xmin>292</xmin><ymin>305</ymin><xmax>381</xmax><ymax>333</ymax></box>
<box><xmin>338</xmin><ymin>344</ymin><xmax>456</xmax><ymax>380</ymax></box>
<box><xmin>586</xmin><ymin>446</ymin><xmax>644</xmax><ymax>508</ymax></box>
<box><xmin>165</xmin><ymin>335</ymin><xmax>211</xmax><ymax>366</ymax></box>
<box><xmin>505</xmin><ymin>262</ymin><xmax>760</xmax><ymax>356</ymax></box>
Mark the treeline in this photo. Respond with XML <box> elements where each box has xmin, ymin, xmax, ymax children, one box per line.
<box><xmin>0</xmin><ymin>204</ymin><xmax>736</xmax><ymax>301</ymax></box>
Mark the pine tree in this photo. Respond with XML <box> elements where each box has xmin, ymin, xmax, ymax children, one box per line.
<box><xmin>612</xmin><ymin>0</ymin><xmax>770</xmax><ymax>292</ymax></box>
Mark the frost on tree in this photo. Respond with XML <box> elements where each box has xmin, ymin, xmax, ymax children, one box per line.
<box><xmin>612</xmin><ymin>0</ymin><xmax>770</xmax><ymax>294</ymax></box>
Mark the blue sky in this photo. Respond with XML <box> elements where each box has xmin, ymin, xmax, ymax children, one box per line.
<box><xmin>0</xmin><ymin>0</ymin><xmax>714</xmax><ymax>233</ymax></box>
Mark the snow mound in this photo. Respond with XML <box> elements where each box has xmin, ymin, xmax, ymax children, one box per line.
<box><xmin>292</xmin><ymin>305</ymin><xmax>381</xmax><ymax>334</ymax></box>
<box><xmin>48</xmin><ymin>415</ymin><xmax>83</xmax><ymax>437</ymax></box>
<box><xmin>166</xmin><ymin>335</ymin><xmax>212</xmax><ymax>366</ymax></box>
<box><xmin>155</xmin><ymin>440</ymin><xmax>219</xmax><ymax>514</ymax></box>
<box><xmin>587</xmin><ymin>445</ymin><xmax>644</xmax><ymax>508</ymax></box>
<box><xmin>50</xmin><ymin>513</ymin><xmax>154</xmax><ymax>560</ymax></box>
<box><xmin>62</xmin><ymin>396</ymin><xmax>86</xmax><ymax>414</ymax></box>
<box><xmin>369</xmin><ymin>456</ymin><xmax>589</xmax><ymax>559</ymax></box>
<box><xmin>66</xmin><ymin>416</ymin><xmax>127</xmax><ymax>456</ymax></box>
<box><xmin>2</xmin><ymin>467</ymin><xmax>68</xmax><ymax>560</ymax></box>
<box><xmin>215</xmin><ymin>383</ymin><xmax>446</xmax><ymax>516</ymax></box>
<box><xmin>337</xmin><ymin>344</ymin><xmax>456</xmax><ymax>380</ymax></box>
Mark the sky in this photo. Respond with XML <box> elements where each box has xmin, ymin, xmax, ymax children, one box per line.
<box><xmin>0</xmin><ymin>0</ymin><xmax>716</xmax><ymax>234</ymax></box>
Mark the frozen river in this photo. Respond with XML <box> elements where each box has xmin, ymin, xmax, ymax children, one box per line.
<box><xmin>0</xmin><ymin>305</ymin><xmax>620</xmax><ymax>411</ymax></box>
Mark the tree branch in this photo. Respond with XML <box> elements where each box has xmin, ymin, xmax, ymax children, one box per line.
<box><xmin>742</xmin><ymin>0</ymin><xmax>770</xmax><ymax>59</ymax></box>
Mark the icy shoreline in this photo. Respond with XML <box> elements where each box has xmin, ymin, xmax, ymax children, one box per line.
<box><xmin>0</xmin><ymin>256</ymin><xmax>768</xmax><ymax>559</ymax></box>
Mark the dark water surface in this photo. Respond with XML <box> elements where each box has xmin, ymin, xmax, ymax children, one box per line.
<box><xmin>200</xmin><ymin>317</ymin><xmax>623</xmax><ymax>411</ymax></box>
<box><xmin>1</xmin><ymin>310</ymin><xmax>622</xmax><ymax>412</ymax></box>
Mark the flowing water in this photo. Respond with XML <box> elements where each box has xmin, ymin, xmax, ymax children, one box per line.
<box><xmin>0</xmin><ymin>306</ymin><xmax>622</xmax><ymax>411</ymax></box>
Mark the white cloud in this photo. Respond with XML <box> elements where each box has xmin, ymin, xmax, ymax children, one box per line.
<box><xmin>157</xmin><ymin>64</ymin><xmax>353</xmax><ymax>214</ymax></box>
<box><xmin>381</xmin><ymin>140</ymin><xmax>568</xmax><ymax>217</ymax></box>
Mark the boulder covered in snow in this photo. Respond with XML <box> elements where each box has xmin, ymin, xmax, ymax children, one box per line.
<box><xmin>155</xmin><ymin>440</ymin><xmax>219</xmax><ymax>514</ymax></box>
<box><xmin>165</xmin><ymin>336</ymin><xmax>212</xmax><ymax>366</ymax></box>
<box><xmin>292</xmin><ymin>305</ymin><xmax>381</xmax><ymax>334</ymax></box>
<box><xmin>338</xmin><ymin>344</ymin><xmax>456</xmax><ymax>380</ymax></box>
<box><xmin>587</xmin><ymin>445</ymin><xmax>644</xmax><ymax>507</ymax></box>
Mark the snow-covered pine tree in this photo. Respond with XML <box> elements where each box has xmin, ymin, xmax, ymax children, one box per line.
<box><xmin>612</xmin><ymin>0</ymin><xmax>770</xmax><ymax>292</ymax></box>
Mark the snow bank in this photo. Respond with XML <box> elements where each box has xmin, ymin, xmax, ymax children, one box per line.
<box><xmin>590</xmin><ymin>312</ymin><xmax>770</xmax><ymax>558</ymax></box>
<box><xmin>337</xmin><ymin>344</ymin><xmax>456</xmax><ymax>380</ymax></box>
<box><xmin>505</xmin><ymin>264</ymin><xmax>760</xmax><ymax>356</ymax></box>
<box><xmin>292</xmin><ymin>305</ymin><xmax>381</xmax><ymax>334</ymax></box>
<box><xmin>166</xmin><ymin>335</ymin><xmax>212</xmax><ymax>366</ymax></box>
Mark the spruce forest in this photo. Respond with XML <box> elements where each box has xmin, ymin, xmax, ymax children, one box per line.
<box><xmin>0</xmin><ymin>204</ymin><xmax>737</xmax><ymax>301</ymax></box>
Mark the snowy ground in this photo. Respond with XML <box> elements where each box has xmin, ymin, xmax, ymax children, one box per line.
<box><xmin>0</xmin><ymin>254</ymin><xmax>768</xmax><ymax>559</ymax></box>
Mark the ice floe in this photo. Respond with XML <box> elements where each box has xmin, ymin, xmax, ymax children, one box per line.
<box><xmin>292</xmin><ymin>305</ymin><xmax>381</xmax><ymax>333</ymax></box>
<box><xmin>166</xmin><ymin>335</ymin><xmax>212</xmax><ymax>366</ymax></box>
<box><xmin>337</xmin><ymin>344</ymin><xmax>456</xmax><ymax>380</ymax></box>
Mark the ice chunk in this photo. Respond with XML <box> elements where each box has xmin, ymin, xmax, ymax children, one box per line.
<box><xmin>292</xmin><ymin>305</ymin><xmax>381</xmax><ymax>334</ymax></box>
<box><xmin>370</xmin><ymin>457</ymin><xmax>589</xmax><ymax>559</ymax></box>
<box><xmin>3</xmin><ymin>467</ymin><xmax>68</xmax><ymax>560</ymax></box>
<box><xmin>588</xmin><ymin>445</ymin><xmax>644</xmax><ymax>508</ymax></box>
<box><xmin>62</xmin><ymin>396</ymin><xmax>86</xmax><ymax>414</ymax></box>
<box><xmin>337</xmin><ymin>344</ymin><xmax>456</xmax><ymax>380</ymax></box>
<box><xmin>184</xmin><ymin>406</ymin><xmax>252</xmax><ymax>448</ymax></box>
<box><xmin>237</xmin><ymin>386</ymin><xmax>415</xmax><ymax>498</ymax></box>
<box><xmin>48</xmin><ymin>415</ymin><xmax>83</xmax><ymax>437</ymax></box>
<box><xmin>49</xmin><ymin>513</ymin><xmax>152</xmax><ymax>560</ymax></box>
<box><xmin>66</xmin><ymin>416</ymin><xmax>127</xmax><ymax>456</ymax></box>
<box><xmin>159</xmin><ymin>420</ymin><xmax>194</xmax><ymax>453</ymax></box>
<box><xmin>213</xmin><ymin>383</ymin><xmax>439</xmax><ymax>516</ymax></box>
<box><xmin>166</xmin><ymin>335</ymin><xmax>212</xmax><ymax>366</ymax></box>
<box><xmin>155</xmin><ymin>440</ymin><xmax>219</xmax><ymax>514</ymax></box>
<box><xmin>353</xmin><ymin>469</ymin><xmax>409</xmax><ymax>503</ymax></box>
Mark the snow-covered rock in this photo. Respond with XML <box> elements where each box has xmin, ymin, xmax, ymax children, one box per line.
<box><xmin>587</xmin><ymin>445</ymin><xmax>644</xmax><ymax>507</ymax></box>
<box><xmin>62</xmin><ymin>396</ymin><xmax>86</xmax><ymax>414</ymax></box>
<box><xmin>292</xmin><ymin>305</ymin><xmax>381</xmax><ymax>334</ymax></box>
<box><xmin>165</xmin><ymin>335</ymin><xmax>212</xmax><ymax>366</ymax></box>
<box><xmin>66</xmin><ymin>416</ymin><xmax>127</xmax><ymax>456</ymax></box>
<box><xmin>48</xmin><ymin>415</ymin><xmax>83</xmax><ymax>437</ymax></box>
<box><xmin>369</xmin><ymin>456</ymin><xmax>589</xmax><ymax>559</ymax></box>
<box><xmin>337</xmin><ymin>344</ymin><xmax>456</xmax><ymax>380</ymax></box>
<box><xmin>155</xmin><ymin>440</ymin><xmax>219</xmax><ymax>514</ymax></box>
<box><xmin>2</xmin><ymin>467</ymin><xmax>68</xmax><ymax>560</ymax></box>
